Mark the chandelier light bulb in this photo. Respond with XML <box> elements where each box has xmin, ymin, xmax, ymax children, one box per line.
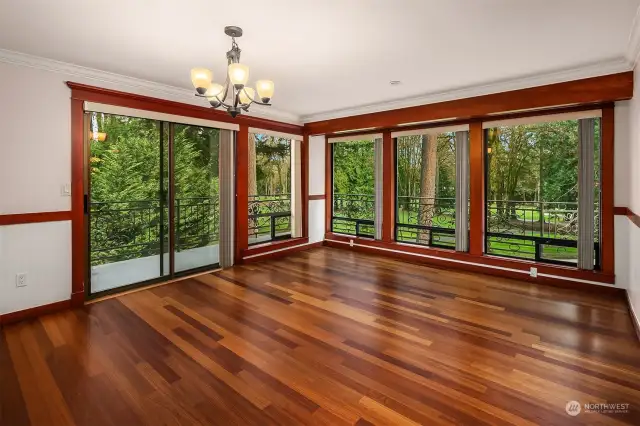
<box><xmin>228</xmin><ymin>63</ymin><xmax>249</xmax><ymax>89</ymax></box>
<box><xmin>239</xmin><ymin>87</ymin><xmax>256</xmax><ymax>104</ymax></box>
<box><xmin>256</xmin><ymin>80</ymin><xmax>274</xmax><ymax>103</ymax></box>
<box><xmin>190</xmin><ymin>68</ymin><xmax>212</xmax><ymax>95</ymax></box>
<box><xmin>206</xmin><ymin>83</ymin><xmax>224</xmax><ymax>99</ymax></box>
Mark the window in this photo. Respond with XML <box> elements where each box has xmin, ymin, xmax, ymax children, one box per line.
<box><xmin>394</xmin><ymin>126</ymin><xmax>469</xmax><ymax>250</ymax></box>
<box><xmin>331</xmin><ymin>138</ymin><xmax>376</xmax><ymax>237</ymax></box>
<box><xmin>484</xmin><ymin>112</ymin><xmax>601</xmax><ymax>268</ymax></box>
<box><xmin>248</xmin><ymin>133</ymin><xmax>293</xmax><ymax>245</ymax></box>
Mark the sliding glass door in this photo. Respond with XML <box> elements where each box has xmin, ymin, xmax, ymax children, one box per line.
<box><xmin>173</xmin><ymin>124</ymin><xmax>221</xmax><ymax>272</ymax></box>
<box><xmin>86</xmin><ymin>113</ymin><xmax>222</xmax><ymax>297</ymax></box>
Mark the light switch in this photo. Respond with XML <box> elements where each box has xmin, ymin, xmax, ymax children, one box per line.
<box><xmin>61</xmin><ymin>183</ymin><xmax>71</xmax><ymax>196</ymax></box>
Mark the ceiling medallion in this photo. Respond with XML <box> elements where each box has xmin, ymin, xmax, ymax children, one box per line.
<box><xmin>190</xmin><ymin>26</ymin><xmax>274</xmax><ymax>118</ymax></box>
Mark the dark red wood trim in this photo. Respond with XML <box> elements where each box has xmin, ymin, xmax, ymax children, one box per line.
<box><xmin>235</xmin><ymin>125</ymin><xmax>249</xmax><ymax>264</ymax></box>
<box><xmin>324</xmin><ymin>232</ymin><xmax>616</xmax><ymax>285</ymax></box>
<box><xmin>0</xmin><ymin>300</ymin><xmax>72</xmax><ymax>325</ymax></box>
<box><xmin>322</xmin><ymin>104</ymin><xmax>609</xmax><ymax>140</ymax></box>
<box><xmin>601</xmin><ymin>105</ymin><xmax>615</xmax><ymax>276</ymax></box>
<box><xmin>382</xmin><ymin>130</ymin><xmax>395</xmax><ymax>242</ymax></box>
<box><xmin>325</xmin><ymin>139</ymin><xmax>333</xmax><ymax>234</ymax></box>
<box><xmin>304</xmin><ymin>72</ymin><xmax>633</xmax><ymax>135</ymax></box>
<box><xmin>309</xmin><ymin>194</ymin><xmax>326</xmax><ymax>201</ymax></box>
<box><xmin>627</xmin><ymin>208</ymin><xmax>640</xmax><ymax>229</ymax></box>
<box><xmin>67</xmin><ymin>82</ymin><xmax>303</xmax><ymax>135</ymax></box>
<box><xmin>70</xmin><ymin>291</ymin><xmax>85</xmax><ymax>308</ymax></box>
<box><xmin>302</xmin><ymin>134</ymin><xmax>309</xmax><ymax>239</ymax></box>
<box><xmin>70</xmin><ymin>97</ymin><xmax>85</xmax><ymax>302</ymax></box>
<box><xmin>469</xmin><ymin>122</ymin><xmax>484</xmax><ymax>256</ymax></box>
<box><xmin>242</xmin><ymin>241</ymin><xmax>322</xmax><ymax>264</ymax></box>
<box><xmin>613</xmin><ymin>207</ymin><xmax>640</xmax><ymax>228</ymax></box>
<box><xmin>242</xmin><ymin>237</ymin><xmax>309</xmax><ymax>257</ymax></box>
<box><xmin>0</xmin><ymin>211</ymin><xmax>72</xmax><ymax>226</ymax></box>
<box><xmin>614</xmin><ymin>206</ymin><xmax>629</xmax><ymax>215</ymax></box>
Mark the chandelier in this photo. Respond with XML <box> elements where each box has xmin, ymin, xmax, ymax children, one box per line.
<box><xmin>190</xmin><ymin>26</ymin><xmax>274</xmax><ymax>118</ymax></box>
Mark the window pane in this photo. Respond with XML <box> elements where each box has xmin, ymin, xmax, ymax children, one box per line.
<box><xmin>173</xmin><ymin>124</ymin><xmax>220</xmax><ymax>272</ymax></box>
<box><xmin>88</xmin><ymin>113</ymin><xmax>167</xmax><ymax>293</ymax></box>
<box><xmin>396</xmin><ymin>132</ymin><xmax>456</xmax><ymax>248</ymax></box>
<box><xmin>332</xmin><ymin>140</ymin><xmax>375</xmax><ymax>237</ymax></box>
<box><xmin>485</xmin><ymin>118</ymin><xmax>600</xmax><ymax>266</ymax></box>
<box><xmin>248</xmin><ymin>134</ymin><xmax>292</xmax><ymax>245</ymax></box>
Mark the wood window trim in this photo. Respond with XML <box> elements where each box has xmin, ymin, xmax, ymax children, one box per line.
<box><xmin>241</xmin><ymin>237</ymin><xmax>310</xmax><ymax>258</ymax></box>
<box><xmin>304</xmin><ymin>72</ymin><xmax>633</xmax><ymax>135</ymax></box>
<box><xmin>321</xmin><ymin>79</ymin><xmax>624</xmax><ymax>286</ymax></box>
<box><xmin>67</xmin><ymin>82</ymin><xmax>303</xmax><ymax>136</ymax></box>
<box><xmin>69</xmin><ymin>84</ymin><xmax>305</xmax><ymax>305</ymax></box>
<box><xmin>237</xmin><ymin>128</ymin><xmax>309</xmax><ymax>263</ymax></box>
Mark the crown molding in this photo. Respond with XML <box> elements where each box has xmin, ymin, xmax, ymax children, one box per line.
<box><xmin>0</xmin><ymin>48</ymin><xmax>301</xmax><ymax>125</ymax></box>
<box><xmin>627</xmin><ymin>4</ymin><xmax>640</xmax><ymax>68</ymax></box>
<box><xmin>301</xmin><ymin>58</ymin><xmax>633</xmax><ymax>123</ymax></box>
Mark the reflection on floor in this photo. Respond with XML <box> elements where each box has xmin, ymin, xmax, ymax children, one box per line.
<box><xmin>2</xmin><ymin>247</ymin><xmax>640</xmax><ymax>425</ymax></box>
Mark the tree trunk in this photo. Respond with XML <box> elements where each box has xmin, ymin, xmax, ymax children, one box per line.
<box><xmin>418</xmin><ymin>135</ymin><xmax>438</xmax><ymax>244</ymax></box>
<box><xmin>248</xmin><ymin>136</ymin><xmax>257</xmax><ymax>237</ymax></box>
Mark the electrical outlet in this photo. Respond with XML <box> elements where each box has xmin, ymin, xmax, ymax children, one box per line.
<box><xmin>530</xmin><ymin>267</ymin><xmax>537</xmax><ymax>278</ymax></box>
<box><xmin>349</xmin><ymin>239</ymin><xmax>354</xmax><ymax>247</ymax></box>
<box><xmin>16</xmin><ymin>273</ymin><xmax>27</xmax><ymax>287</ymax></box>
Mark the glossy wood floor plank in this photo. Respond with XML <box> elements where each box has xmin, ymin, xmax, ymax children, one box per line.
<box><xmin>2</xmin><ymin>247</ymin><xmax>640</xmax><ymax>425</ymax></box>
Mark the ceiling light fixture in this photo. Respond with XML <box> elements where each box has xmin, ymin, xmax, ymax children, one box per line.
<box><xmin>190</xmin><ymin>26</ymin><xmax>274</xmax><ymax>118</ymax></box>
<box><xmin>390</xmin><ymin>80</ymin><xmax>402</xmax><ymax>85</ymax></box>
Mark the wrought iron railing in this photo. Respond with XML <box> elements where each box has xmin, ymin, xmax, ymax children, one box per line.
<box><xmin>333</xmin><ymin>193</ymin><xmax>595</xmax><ymax>266</ymax></box>
<box><xmin>485</xmin><ymin>200</ymin><xmax>597</xmax><ymax>266</ymax></box>
<box><xmin>248</xmin><ymin>194</ymin><xmax>291</xmax><ymax>244</ymax></box>
<box><xmin>396</xmin><ymin>196</ymin><xmax>456</xmax><ymax>248</ymax></box>
<box><xmin>89</xmin><ymin>197</ymin><xmax>219</xmax><ymax>266</ymax></box>
<box><xmin>332</xmin><ymin>193</ymin><xmax>375</xmax><ymax>237</ymax></box>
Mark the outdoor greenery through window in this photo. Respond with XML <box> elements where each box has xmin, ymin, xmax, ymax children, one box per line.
<box><xmin>248</xmin><ymin>133</ymin><xmax>292</xmax><ymax>245</ymax></box>
<box><xmin>396</xmin><ymin>132</ymin><xmax>457</xmax><ymax>248</ymax></box>
<box><xmin>332</xmin><ymin>140</ymin><xmax>375</xmax><ymax>237</ymax></box>
<box><xmin>485</xmin><ymin>117</ymin><xmax>600</xmax><ymax>266</ymax></box>
<box><xmin>87</xmin><ymin>112</ymin><xmax>222</xmax><ymax>294</ymax></box>
<box><xmin>173</xmin><ymin>124</ymin><xmax>220</xmax><ymax>273</ymax></box>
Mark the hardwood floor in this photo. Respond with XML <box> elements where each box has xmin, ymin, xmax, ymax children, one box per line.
<box><xmin>2</xmin><ymin>247</ymin><xmax>640</xmax><ymax>425</ymax></box>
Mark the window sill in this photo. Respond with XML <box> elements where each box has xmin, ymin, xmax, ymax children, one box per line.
<box><xmin>242</xmin><ymin>237</ymin><xmax>309</xmax><ymax>258</ymax></box>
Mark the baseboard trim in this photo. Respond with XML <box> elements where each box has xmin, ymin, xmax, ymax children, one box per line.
<box><xmin>242</xmin><ymin>241</ymin><xmax>323</xmax><ymax>263</ymax></box>
<box><xmin>324</xmin><ymin>240</ymin><xmax>624</xmax><ymax>296</ymax></box>
<box><xmin>0</xmin><ymin>300</ymin><xmax>71</xmax><ymax>326</ymax></box>
<box><xmin>627</xmin><ymin>291</ymin><xmax>640</xmax><ymax>342</ymax></box>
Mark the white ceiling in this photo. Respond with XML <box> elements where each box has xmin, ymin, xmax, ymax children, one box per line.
<box><xmin>1</xmin><ymin>0</ymin><xmax>639</xmax><ymax>123</ymax></box>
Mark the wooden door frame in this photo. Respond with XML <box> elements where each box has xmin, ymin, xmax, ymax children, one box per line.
<box><xmin>69</xmin><ymin>82</ymin><xmax>306</xmax><ymax>304</ymax></box>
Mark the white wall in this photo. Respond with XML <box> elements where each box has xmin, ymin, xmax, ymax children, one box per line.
<box><xmin>622</xmin><ymin>66</ymin><xmax>640</xmax><ymax>322</ymax></box>
<box><xmin>0</xmin><ymin>221</ymin><xmax>72</xmax><ymax>314</ymax></box>
<box><xmin>0</xmin><ymin>61</ymin><xmax>77</xmax><ymax>314</ymax></box>
<box><xmin>308</xmin><ymin>135</ymin><xmax>326</xmax><ymax>243</ymax></box>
